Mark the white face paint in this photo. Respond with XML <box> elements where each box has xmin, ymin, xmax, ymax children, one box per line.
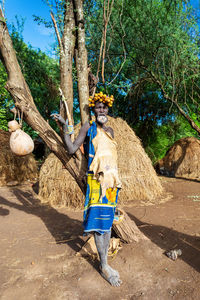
<box><xmin>94</xmin><ymin>101</ymin><xmax>109</xmax><ymax>126</ymax></box>
<box><xmin>97</xmin><ymin>115</ymin><xmax>108</xmax><ymax>124</ymax></box>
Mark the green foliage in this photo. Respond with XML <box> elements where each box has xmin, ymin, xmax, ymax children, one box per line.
<box><xmin>85</xmin><ymin>0</ymin><xmax>200</xmax><ymax>162</ymax></box>
<box><xmin>0</xmin><ymin>24</ymin><xmax>60</xmax><ymax>136</ymax></box>
<box><xmin>0</xmin><ymin>60</ymin><xmax>13</xmax><ymax>131</ymax></box>
<box><xmin>21</xmin><ymin>122</ymin><xmax>40</xmax><ymax>139</ymax></box>
<box><xmin>142</xmin><ymin>116</ymin><xmax>199</xmax><ymax>164</ymax></box>
<box><xmin>11</xmin><ymin>31</ymin><xmax>60</xmax><ymax>118</ymax></box>
<box><xmin>0</xmin><ymin>104</ymin><xmax>11</xmax><ymax>131</ymax></box>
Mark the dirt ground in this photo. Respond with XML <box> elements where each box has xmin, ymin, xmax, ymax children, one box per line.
<box><xmin>0</xmin><ymin>176</ymin><xmax>200</xmax><ymax>300</ymax></box>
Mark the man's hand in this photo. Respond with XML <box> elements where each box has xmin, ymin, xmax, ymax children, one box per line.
<box><xmin>51</xmin><ymin>114</ymin><xmax>66</xmax><ymax>125</ymax></box>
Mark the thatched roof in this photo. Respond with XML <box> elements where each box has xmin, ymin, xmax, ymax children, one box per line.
<box><xmin>0</xmin><ymin>130</ymin><xmax>38</xmax><ymax>186</ymax></box>
<box><xmin>39</xmin><ymin>117</ymin><xmax>164</xmax><ymax>208</ymax></box>
<box><xmin>156</xmin><ymin>137</ymin><xmax>200</xmax><ymax>181</ymax></box>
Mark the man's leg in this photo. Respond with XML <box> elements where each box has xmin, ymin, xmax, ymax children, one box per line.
<box><xmin>94</xmin><ymin>231</ymin><xmax>121</xmax><ymax>286</ymax></box>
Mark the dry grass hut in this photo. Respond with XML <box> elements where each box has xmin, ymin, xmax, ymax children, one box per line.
<box><xmin>0</xmin><ymin>129</ymin><xmax>38</xmax><ymax>186</ymax></box>
<box><xmin>39</xmin><ymin>117</ymin><xmax>164</xmax><ymax>208</ymax></box>
<box><xmin>155</xmin><ymin>137</ymin><xmax>200</xmax><ymax>181</ymax></box>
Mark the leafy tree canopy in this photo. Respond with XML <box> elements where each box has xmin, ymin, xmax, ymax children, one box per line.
<box><xmin>85</xmin><ymin>0</ymin><xmax>200</xmax><ymax>160</ymax></box>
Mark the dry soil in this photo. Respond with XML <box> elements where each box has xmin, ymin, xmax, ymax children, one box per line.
<box><xmin>0</xmin><ymin>176</ymin><xmax>200</xmax><ymax>300</ymax></box>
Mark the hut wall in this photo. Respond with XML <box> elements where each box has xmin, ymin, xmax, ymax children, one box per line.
<box><xmin>156</xmin><ymin>137</ymin><xmax>200</xmax><ymax>181</ymax></box>
<box><xmin>0</xmin><ymin>130</ymin><xmax>38</xmax><ymax>186</ymax></box>
<box><xmin>39</xmin><ymin>117</ymin><xmax>163</xmax><ymax>208</ymax></box>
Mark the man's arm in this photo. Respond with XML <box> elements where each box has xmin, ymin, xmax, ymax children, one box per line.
<box><xmin>63</xmin><ymin>121</ymin><xmax>90</xmax><ymax>154</ymax></box>
<box><xmin>51</xmin><ymin>114</ymin><xmax>90</xmax><ymax>154</ymax></box>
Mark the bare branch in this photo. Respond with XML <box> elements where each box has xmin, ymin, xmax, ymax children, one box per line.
<box><xmin>101</xmin><ymin>0</ymin><xmax>115</xmax><ymax>83</ymax></box>
<box><xmin>96</xmin><ymin>33</ymin><xmax>104</xmax><ymax>80</ymax></box>
<box><xmin>50</xmin><ymin>11</ymin><xmax>63</xmax><ymax>52</ymax></box>
<box><xmin>108</xmin><ymin>0</ymin><xmax>126</xmax><ymax>85</ymax></box>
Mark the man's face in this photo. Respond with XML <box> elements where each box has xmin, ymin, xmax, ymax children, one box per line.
<box><xmin>94</xmin><ymin>101</ymin><xmax>109</xmax><ymax>125</ymax></box>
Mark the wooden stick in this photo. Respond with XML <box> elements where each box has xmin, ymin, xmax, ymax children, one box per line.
<box><xmin>59</xmin><ymin>87</ymin><xmax>74</xmax><ymax>141</ymax></box>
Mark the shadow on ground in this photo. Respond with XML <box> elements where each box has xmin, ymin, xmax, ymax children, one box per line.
<box><xmin>128</xmin><ymin>212</ymin><xmax>200</xmax><ymax>273</ymax></box>
<box><xmin>0</xmin><ymin>187</ymin><xmax>84</xmax><ymax>252</ymax></box>
<box><xmin>0</xmin><ymin>187</ymin><xmax>102</xmax><ymax>274</ymax></box>
<box><xmin>0</xmin><ymin>187</ymin><xmax>200</xmax><ymax>275</ymax></box>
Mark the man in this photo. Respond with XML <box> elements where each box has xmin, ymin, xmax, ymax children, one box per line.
<box><xmin>53</xmin><ymin>92</ymin><xmax>122</xmax><ymax>286</ymax></box>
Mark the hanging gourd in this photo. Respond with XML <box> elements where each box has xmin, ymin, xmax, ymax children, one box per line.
<box><xmin>8</xmin><ymin>109</ymin><xmax>34</xmax><ymax>156</ymax></box>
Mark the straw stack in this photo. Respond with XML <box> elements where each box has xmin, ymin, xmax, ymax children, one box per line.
<box><xmin>39</xmin><ymin>117</ymin><xmax>163</xmax><ymax>208</ymax></box>
<box><xmin>0</xmin><ymin>130</ymin><xmax>38</xmax><ymax>186</ymax></box>
<box><xmin>156</xmin><ymin>137</ymin><xmax>200</xmax><ymax>181</ymax></box>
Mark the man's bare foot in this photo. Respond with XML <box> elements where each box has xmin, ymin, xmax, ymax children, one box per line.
<box><xmin>100</xmin><ymin>265</ymin><xmax>122</xmax><ymax>287</ymax></box>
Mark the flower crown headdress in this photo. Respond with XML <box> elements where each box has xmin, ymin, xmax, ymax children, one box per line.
<box><xmin>89</xmin><ymin>92</ymin><xmax>114</xmax><ymax>108</ymax></box>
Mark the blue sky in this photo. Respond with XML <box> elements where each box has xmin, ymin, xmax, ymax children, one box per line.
<box><xmin>2</xmin><ymin>0</ymin><xmax>200</xmax><ymax>55</ymax></box>
<box><xmin>3</xmin><ymin>0</ymin><xmax>54</xmax><ymax>53</ymax></box>
<box><xmin>191</xmin><ymin>0</ymin><xmax>200</xmax><ymax>8</ymax></box>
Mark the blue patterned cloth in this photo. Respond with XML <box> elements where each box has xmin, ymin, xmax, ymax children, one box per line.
<box><xmin>83</xmin><ymin>122</ymin><xmax>119</xmax><ymax>234</ymax></box>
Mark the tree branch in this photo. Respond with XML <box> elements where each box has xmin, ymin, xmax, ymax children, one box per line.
<box><xmin>0</xmin><ymin>9</ymin><xmax>87</xmax><ymax>193</ymax></box>
<box><xmin>50</xmin><ymin>11</ymin><xmax>63</xmax><ymax>52</ymax></box>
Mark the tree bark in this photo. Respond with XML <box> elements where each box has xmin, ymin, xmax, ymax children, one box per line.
<box><xmin>0</xmin><ymin>10</ymin><xmax>87</xmax><ymax>193</ymax></box>
<box><xmin>61</xmin><ymin>0</ymin><xmax>75</xmax><ymax>120</ymax></box>
<box><xmin>112</xmin><ymin>209</ymin><xmax>147</xmax><ymax>243</ymax></box>
<box><xmin>73</xmin><ymin>0</ymin><xmax>90</xmax><ymax>124</ymax></box>
<box><xmin>50</xmin><ymin>1</ymin><xmax>75</xmax><ymax>122</ymax></box>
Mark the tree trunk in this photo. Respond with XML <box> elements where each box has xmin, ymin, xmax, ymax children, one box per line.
<box><xmin>112</xmin><ymin>209</ymin><xmax>147</xmax><ymax>243</ymax></box>
<box><xmin>60</xmin><ymin>0</ymin><xmax>76</xmax><ymax>120</ymax></box>
<box><xmin>0</xmin><ymin>10</ymin><xmax>87</xmax><ymax>194</ymax></box>
<box><xmin>73</xmin><ymin>0</ymin><xmax>90</xmax><ymax>124</ymax></box>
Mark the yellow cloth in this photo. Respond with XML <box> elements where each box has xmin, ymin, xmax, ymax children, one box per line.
<box><xmin>89</xmin><ymin>126</ymin><xmax>122</xmax><ymax>197</ymax></box>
